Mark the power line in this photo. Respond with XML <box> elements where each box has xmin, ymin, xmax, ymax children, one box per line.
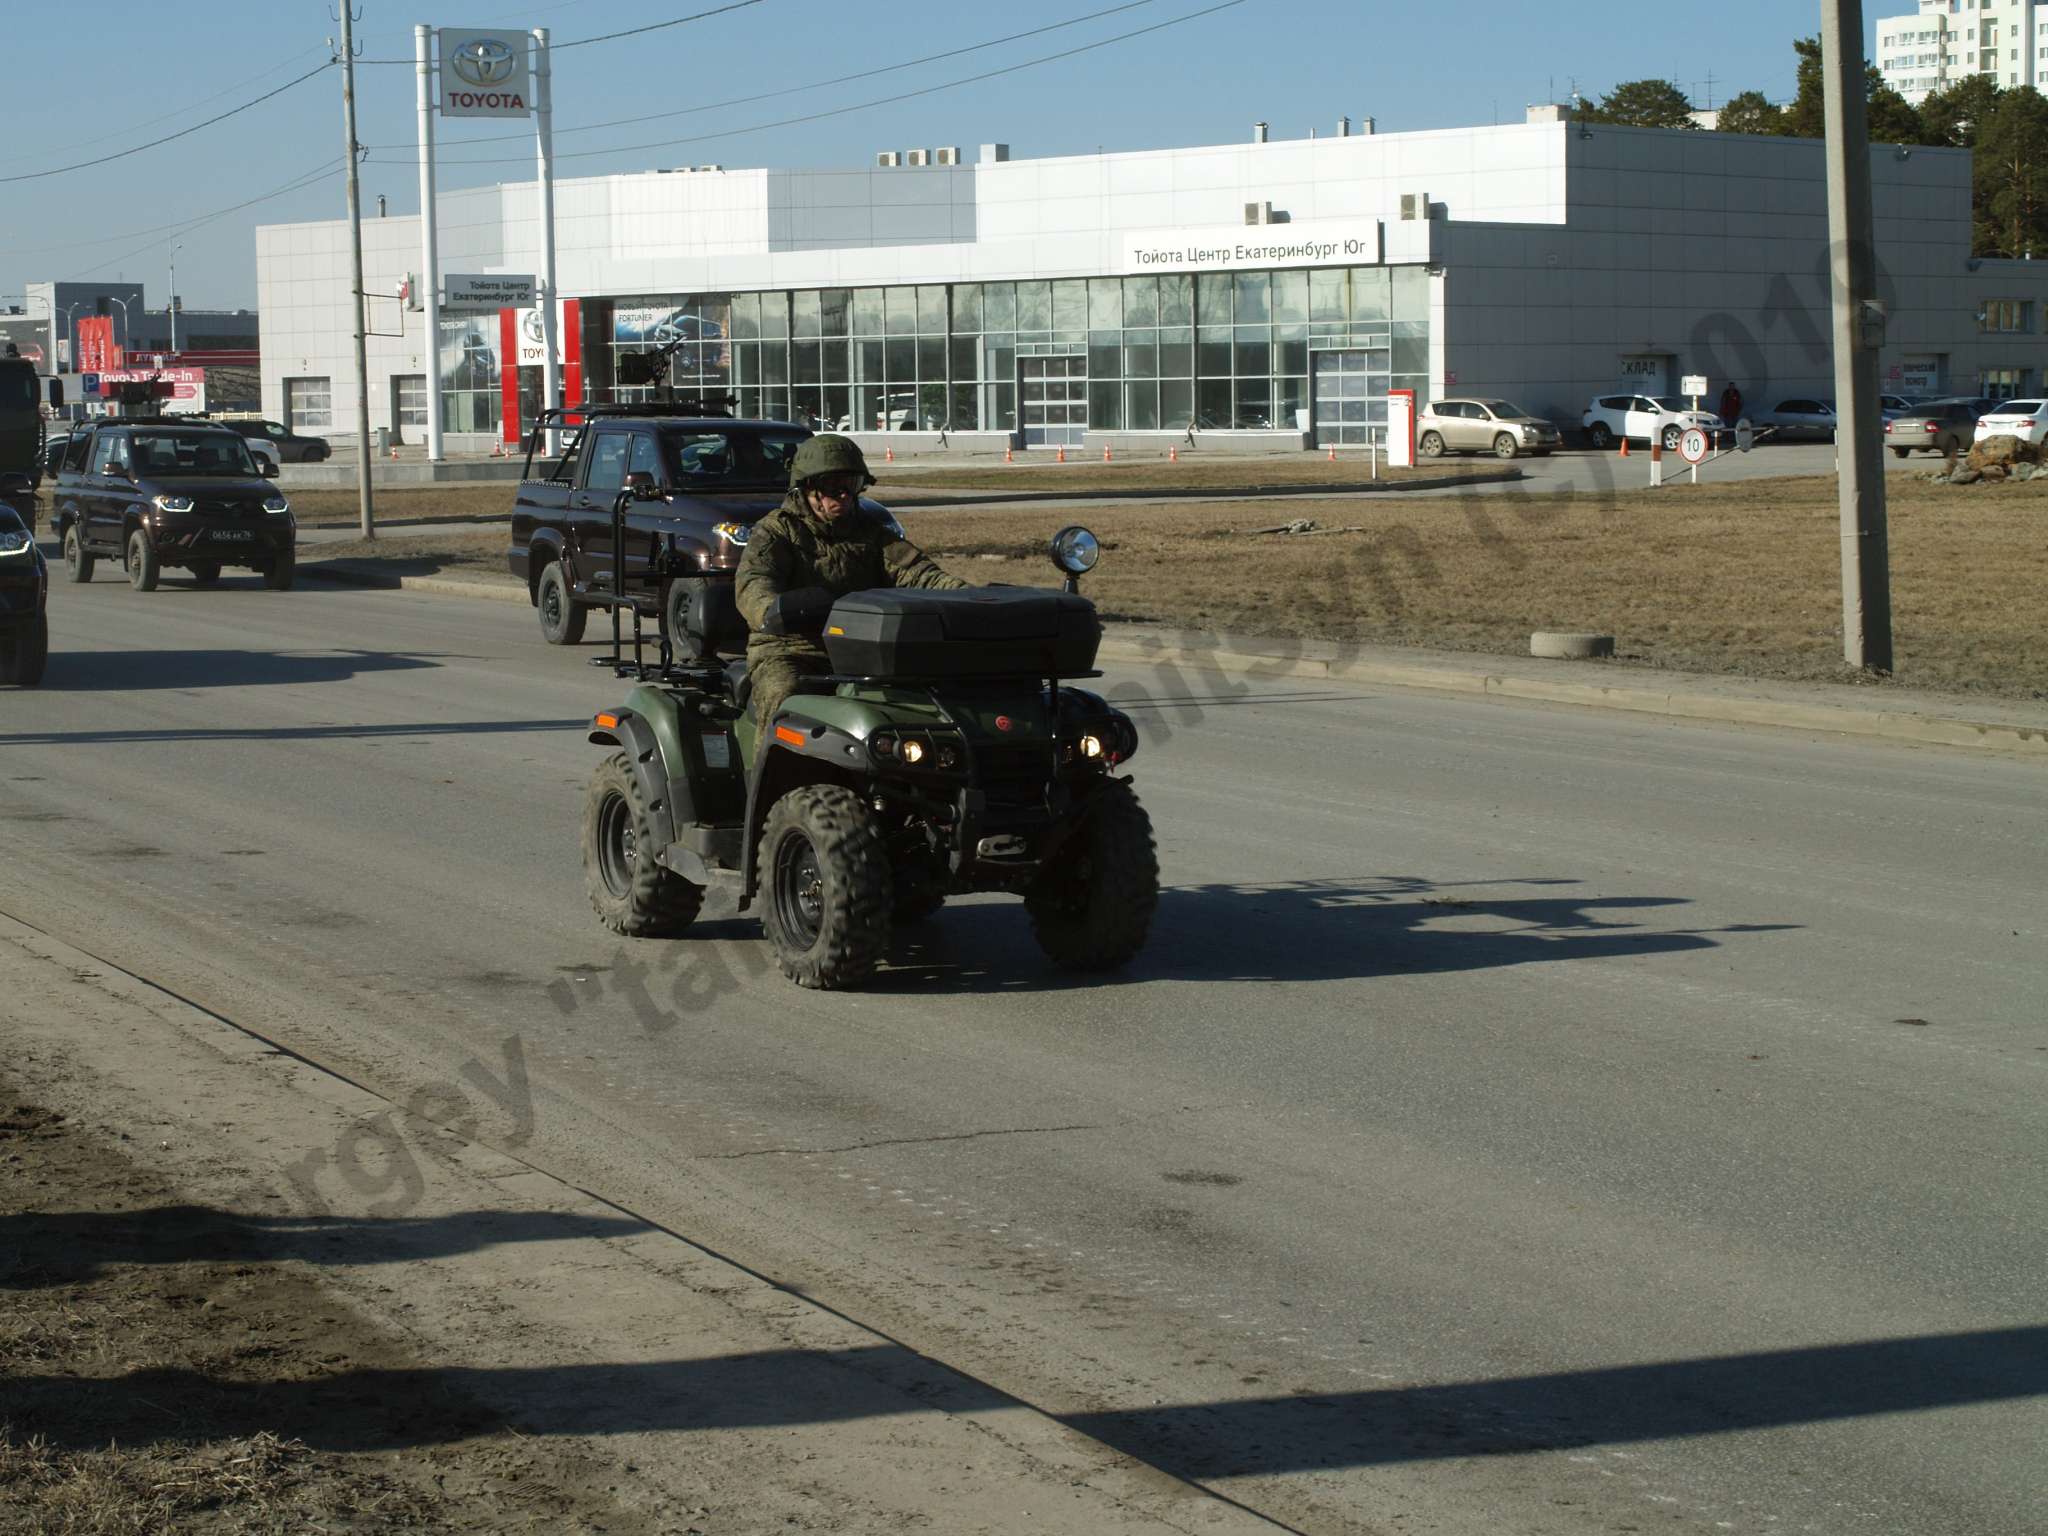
<box><xmin>429</xmin><ymin>0</ymin><xmax>1248</xmax><ymax>168</ymax></box>
<box><xmin>0</xmin><ymin>45</ymin><xmax>331</xmax><ymax>168</ymax></box>
<box><xmin>357</xmin><ymin>0</ymin><xmax>764</xmax><ymax>63</ymax></box>
<box><xmin>0</xmin><ymin>156</ymin><xmax>343</xmax><ymax>258</ymax></box>
<box><xmin>555</xmin><ymin>0</ymin><xmax>765</xmax><ymax>50</ymax></box>
<box><xmin>431</xmin><ymin>0</ymin><xmax>1163</xmax><ymax>150</ymax></box>
<box><xmin>0</xmin><ymin>62</ymin><xmax>335</xmax><ymax>185</ymax></box>
<box><xmin>66</xmin><ymin>159</ymin><xmax>344</xmax><ymax>282</ymax></box>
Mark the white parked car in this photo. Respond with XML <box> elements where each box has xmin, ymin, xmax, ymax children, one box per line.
<box><xmin>241</xmin><ymin>434</ymin><xmax>281</xmax><ymax>474</ymax></box>
<box><xmin>1582</xmin><ymin>393</ymin><xmax>1724</xmax><ymax>451</ymax></box>
<box><xmin>1971</xmin><ymin>397</ymin><xmax>2048</xmax><ymax>448</ymax></box>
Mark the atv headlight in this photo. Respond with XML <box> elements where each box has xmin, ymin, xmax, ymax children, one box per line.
<box><xmin>153</xmin><ymin>493</ymin><xmax>195</xmax><ymax>513</ymax></box>
<box><xmin>0</xmin><ymin>529</ymin><xmax>30</xmax><ymax>556</ymax></box>
<box><xmin>263</xmin><ymin>495</ymin><xmax>290</xmax><ymax>514</ymax></box>
<box><xmin>712</xmin><ymin>520</ymin><xmax>751</xmax><ymax>546</ymax></box>
<box><xmin>1078</xmin><ymin>733</ymin><xmax>1105</xmax><ymax>759</ymax></box>
<box><xmin>900</xmin><ymin>738</ymin><xmax>926</xmax><ymax>766</ymax></box>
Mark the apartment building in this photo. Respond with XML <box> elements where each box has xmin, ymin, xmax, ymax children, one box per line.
<box><xmin>1877</xmin><ymin>0</ymin><xmax>2048</xmax><ymax>103</ymax></box>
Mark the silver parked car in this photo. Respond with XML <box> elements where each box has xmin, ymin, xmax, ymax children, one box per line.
<box><xmin>1754</xmin><ymin>398</ymin><xmax>1837</xmax><ymax>442</ymax></box>
<box><xmin>1416</xmin><ymin>398</ymin><xmax>1563</xmax><ymax>459</ymax></box>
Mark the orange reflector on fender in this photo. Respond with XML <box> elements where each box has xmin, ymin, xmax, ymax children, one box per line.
<box><xmin>827</xmin><ymin>626</ymin><xmax>845</xmax><ymax>636</ymax></box>
<box><xmin>594</xmin><ymin>712</ymin><xmax>620</xmax><ymax>730</ymax></box>
<box><xmin>775</xmin><ymin>725</ymin><xmax>807</xmax><ymax>747</ymax></box>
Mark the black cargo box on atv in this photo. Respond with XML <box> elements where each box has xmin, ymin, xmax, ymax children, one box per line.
<box><xmin>822</xmin><ymin>587</ymin><xmax>1101</xmax><ymax>678</ymax></box>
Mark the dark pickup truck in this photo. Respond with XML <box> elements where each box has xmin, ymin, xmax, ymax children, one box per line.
<box><xmin>507</xmin><ymin>405</ymin><xmax>811</xmax><ymax>645</ymax></box>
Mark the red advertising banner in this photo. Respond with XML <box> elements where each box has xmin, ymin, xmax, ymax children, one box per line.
<box><xmin>77</xmin><ymin>315</ymin><xmax>122</xmax><ymax>374</ymax></box>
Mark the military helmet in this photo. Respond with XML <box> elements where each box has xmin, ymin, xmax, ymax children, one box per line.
<box><xmin>788</xmin><ymin>433</ymin><xmax>872</xmax><ymax>489</ymax></box>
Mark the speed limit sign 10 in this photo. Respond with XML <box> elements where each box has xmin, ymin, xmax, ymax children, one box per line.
<box><xmin>1679</xmin><ymin>427</ymin><xmax>1710</xmax><ymax>464</ymax></box>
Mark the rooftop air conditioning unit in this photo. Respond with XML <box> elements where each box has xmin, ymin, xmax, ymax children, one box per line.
<box><xmin>906</xmin><ymin>149</ymin><xmax>932</xmax><ymax>167</ymax></box>
<box><xmin>1244</xmin><ymin>201</ymin><xmax>1274</xmax><ymax>225</ymax></box>
<box><xmin>1400</xmin><ymin>191</ymin><xmax>1433</xmax><ymax>221</ymax></box>
<box><xmin>877</xmin><ymin>151</ymin><xmax>902</xmax><ymax>168</ymax></box>
<box><xmin>935</xmin><ymin>146</ymin><xmax>962</xmax><ymax>166</ymax></box>
<box><xmin>694</xmin><ymin>164</ymin><xmax>723</xmax><ymax>172</ymax></box>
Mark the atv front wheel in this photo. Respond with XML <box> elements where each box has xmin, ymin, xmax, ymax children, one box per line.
<box><xmin>1026</xmin><ymin>779</ymin><xmax>1159</xmax><ymax>971</ymax></box>
<box><xmin>759</xmin><ymin>784</ymin><xmax>891</xmax><ymax>989</ymax></box>
<box><xmin>583</xmin><ymin>753</ymin><xmax>704</xmax><ymax>936</ymax></box>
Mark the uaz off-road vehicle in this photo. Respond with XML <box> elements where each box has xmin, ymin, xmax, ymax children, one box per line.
<box><xmin>579</xmin><ymin>498</ymin><xmax>1156</xmax><ymax>990</ymax></box>
<box><xmin>49</xmin><ymin>417</ymin><xmax>295</xmax><ymax>591</ymax></box>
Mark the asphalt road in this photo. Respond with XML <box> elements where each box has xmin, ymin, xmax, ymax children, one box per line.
<box><xmin>6</xmin><ymin>570</ymin><xmax>2043</xmax><ymax>1536</ymax></box>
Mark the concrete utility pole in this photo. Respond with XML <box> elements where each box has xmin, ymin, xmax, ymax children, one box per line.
<box><xmin>1821</xmin><ymin>0</ymin><xmax>1893</xmax><ymax>672</ymax></box>
<box><xmin>339</xmin><ymin>4</ymin><xmax>375</xmax><ymax>539</ymax></box>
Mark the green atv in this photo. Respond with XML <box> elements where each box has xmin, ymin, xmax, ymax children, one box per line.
<box><xmin>579</xmin><ymin>514</ymin><xmax>1157</xmax><ymax>989</ymax></box>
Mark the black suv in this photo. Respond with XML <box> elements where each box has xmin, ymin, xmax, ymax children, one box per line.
<box><xmin>0</xmin><ymin>503</ymin><xmax>48</xmax><ymax>685</ymax></box>
<box><xmin>225</xmin><ymin>417</ymin><xmax>331</xmax><ymax>463</ymax></box>
<box><xmin>49</xmin><ymin>419</ymin><xmax>297</xmax><ymax>591</ymax></box>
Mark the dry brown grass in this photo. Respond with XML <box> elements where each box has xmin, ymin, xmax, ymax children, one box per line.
<box><xmin>873</xmin><ymin>457</ymin><xmax>1502</xmax><ymax>495</ymax></box>
<box><xmin>284</xmin><ymin>483</ymin><xmax>512</xmax><ymax>527</ymax></box>
<box><xmin>301</xmin><ymin>473</ymin><xmax>2048</xmax><ymax>698</ymax></box>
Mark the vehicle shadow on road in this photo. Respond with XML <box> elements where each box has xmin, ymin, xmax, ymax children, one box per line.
<box><xmin>9</xmin><ymin>1324</ymin><xmax>2037</xmax><ymax>1462</ymax></box>
<box><xmin>871</xmin><ymin>875</ymin><xmax>1793</xmax><ymax>993</ymax></box>
<box><xmin>0</xmin><ymin>1204</ymin><xmax>650</xmax><ymax>1291</ymax></box>
<box><xmin>33</xmin><ymin>647</ymin><xmax>452</xmax><ymax>693</ymax></box>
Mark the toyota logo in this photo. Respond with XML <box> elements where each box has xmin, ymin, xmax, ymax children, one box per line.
<box><xmin>449</xmin><ymin>36</ymin><xmax>517</xmax><ymax>88</ymax></box>
<box><xmin>521</xmin><ymin>309</ymin><xmax>546</xmax><ymax>344</ymax></box>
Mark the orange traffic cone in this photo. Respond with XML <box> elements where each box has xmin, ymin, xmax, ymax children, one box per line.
<box><xmin>1056</xmin><ymin>446</ymin><xmax>1066</xmax><ymax>463</ymax></box>
<box><xmin>1327</xmin><ymin>445</ymin><xmax>1337</xmax><ymax>462</ymax></box>
<box><xmin>1004</xmin><ymin>447</ymin><xmax>1014</xmax><ymax>464</ymax></box>
<box><xmin>885</xmin><ymin>445</ymin><xmax>894</xmax><ymax>463</ymax></box>
<box><xmin>1103</xmin><ymin>446</ymin><xmax>1113</xmax><ymax>462</ymax></box>
<box><xmin>1168</xmin><ymin>446</ymin><xmax>1178</xmax><ymax>463</ymax></box>
<box><xmin>1618</xmin><ymin>436</ymin><xmax>1630</xmax><ymax>457</ymax></box>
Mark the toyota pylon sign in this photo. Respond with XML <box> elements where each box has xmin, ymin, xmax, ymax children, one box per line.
<box><xmin>438</xmin><ymin>28</ymin><xmax>530</xmax><ymax>118</ymax></box>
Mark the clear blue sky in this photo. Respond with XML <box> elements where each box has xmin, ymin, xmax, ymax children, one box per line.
<box><xmin>0</xmin><ymin>0</ymin><xmax>1882</xmax><ymax>312</ymax></box>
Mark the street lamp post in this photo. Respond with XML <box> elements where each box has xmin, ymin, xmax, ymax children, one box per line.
<box><xmin>167</xmin><ymin>243</ymin><xmax>182</xmax><ymax>354</ymax></box>
<box><xmin>106</xmin><ymin>296</ymin><xmax>131</xmax><ymax>358</ymax></box>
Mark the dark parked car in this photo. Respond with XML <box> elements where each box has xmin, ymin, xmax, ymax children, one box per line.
<box><xmin>48</xmin><ymin>418</ymin><xmax>296</xmax><ymax>591</ymax></box>
<box><xmin>1883</xmin><ymin>397</ymin><xmax>1991</xmax><ymax>458</ymax></box>
<box><xmin>508</xmin><ymin>404</ymin><xmax>810</xmax><ymax>645</ymax></box>
<box><xmin>225</xmin><ymin>417</ymin><xmax>331</xmax><ymax>463</ymax></box>
<box><xmin>0</xmin><ymin>502</ymin><xmax>48</xmax><ymax>685</ymax></box>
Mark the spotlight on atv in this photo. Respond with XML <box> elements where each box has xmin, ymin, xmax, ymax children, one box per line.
<box><xmin>1049</xmin><ymin>525</ymin><xmax>1100</xmax><ymax>593</ymax></box>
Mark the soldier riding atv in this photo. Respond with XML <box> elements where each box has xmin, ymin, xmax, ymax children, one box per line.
<box><xmin>579</xmin><ymin>437</ymin><xmax>1157</xmax><ymax>989</ymax></box>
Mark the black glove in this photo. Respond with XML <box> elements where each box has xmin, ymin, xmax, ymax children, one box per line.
<box><xmin>759</xmin><ymin>585</ymin><xmax>836</xmax><ymax>636</ymax></box>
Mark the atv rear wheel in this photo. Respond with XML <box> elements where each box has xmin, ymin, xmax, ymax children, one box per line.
<box><xmin>583</xmin><ymin>753</ymin><xmax>704</xmax><ymax>937</ymax></box>
<box><xmin>1026</xmin><ymin>779</ymin><xmax>1159</xmax><ymax>971</ymax></box>
<box><xmin>0</xmin><ymin>616</ymin><xmax>48</xmax><ymax>687</ymax></box>
<box><xmin>759</xmin><ymin>784</ymin><xmax>891</xmax><ymax>989</ymax></box>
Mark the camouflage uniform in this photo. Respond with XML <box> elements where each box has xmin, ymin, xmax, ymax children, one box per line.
<box><xmin>735</xmin><ymin>436</ymin><xmax>965</xmax><ymax>726</ymax></box>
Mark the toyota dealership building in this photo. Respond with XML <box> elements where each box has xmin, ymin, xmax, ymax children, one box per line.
<box><xmin>254</xmin><ymin>105</ymin><xmax>2044</xmax><ymax>453</ymax></box>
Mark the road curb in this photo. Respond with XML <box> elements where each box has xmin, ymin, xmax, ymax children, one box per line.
<box><xmin>299</xmin><ymin>564</ymin><xmax>2048</xmax><ymax>757</ymax></box>
<box><xmin>887</xmin><ymin>469</ymin><xmax>1521</xmax><ymax>508</ymax></box>
<box><xmin>1092</xmin><ymin>637</ymin><xmax>2048</xmax><ymax>757</ymax></box>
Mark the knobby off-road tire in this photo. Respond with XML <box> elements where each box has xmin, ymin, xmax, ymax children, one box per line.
<box><xmin>759</xmin><ymin>784</ymin><xmax>891</xmax><ymax>989</ymax></box>
<box><xmin>0</xmin><ymin>616</ymin><xmax>48</xmax><ymax>687</ymax></box>
<box><xmin>1026</xmin><ymin>778</ymin><xmax>1159</xmax><ymax>971</ymax></box>
<box><xmin>127</xmin><ymin>529</ymin><xmax>159</xmax><ymax>592</ymax></box>
<box><xmin>1418</xmin><ymin>431</ymin><xmax>1445</xmax><ymax>459</ymax></box>
<box><xmin>63</xmin><ymin>526</ymin><xmax>93</xmax><ymax>583</ymax></box>
<box><xmin>189</xmin><ymin>562</ymin><xmax>222</xmax><ymax>584</ymax></box>
<box><xmin>583</xmin><ymin>752</ymin><xmax>704</xmax><ymax>937</ymax></box>
<box><xmin>264</xmin><ymin>550</ymin><xmax>296</xmax><ymax>591</ymax></box>
<box><xmin>538</xmin><ymin>562</ymin><xmax>586</xmax><ymax>645</ymax></box>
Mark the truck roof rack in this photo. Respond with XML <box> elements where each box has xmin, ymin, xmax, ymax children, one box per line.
<box><xmin>532</xmin><ymin>398</ymin><xmax>741</xmax><ymax>427</ymax></box>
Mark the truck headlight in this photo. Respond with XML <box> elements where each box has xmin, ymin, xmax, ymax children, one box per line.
<box><xmin>712</xmin><ymin>520</ymin><xmax>750</xmax><ymax>546</ymax></box>
<box><xmin>153</xmin><ymin>493</ymin><xmax>195</xmax><ymax>513</ymax></box>
<box><xmin>0</xmin><ymin>530</ymin><xmax>30</xmax><ymax>556</ymax></box>
<box><xmin>263</xmin><ymin>495</ymin><xmax>290</xmax><ymax>514</ymax></box>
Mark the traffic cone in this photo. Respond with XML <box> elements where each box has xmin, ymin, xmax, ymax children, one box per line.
<box><xmin>885</xmin><ymin>445</ymin><xmax>894</xmax><ymax>463</ymax></box>
<box><xmin>1056</xmin><ymin>446</ymin><xmax>1066</xmax><ymax>464</ymax></box>
<box><xmin>1004</xmin><ymin>447</ymin><xmax>1013</xmax><ymax>464</ymax></box>
<box><xmin>1103</xmin><ymin>445</ymin><xmax>1113</xmax><ymax>462</ymax></box>
<box><xmin>1618</xmin><ymin>436</ymin><xmax>1630</xmax><ymax>457</ymax></box>
<box><xmin>1168</xmin><ymin>446</ymin><xmax>1178</xmax><ymax>463</ymax></box>
<box><xmin>1327</xmin><ymin>445</ymin><xmax>1337</xmax><ymax>462</ymax></box>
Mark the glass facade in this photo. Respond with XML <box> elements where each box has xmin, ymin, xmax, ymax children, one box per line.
<box><xmin>437</xmin><ymin>314</ymin><xmax>502</xmax><ymax>433</ymax></box>
<box><xmin>553</xmin><ymin>264</ymin><xmax>1428</xmax><ymax>440</ymax></box>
